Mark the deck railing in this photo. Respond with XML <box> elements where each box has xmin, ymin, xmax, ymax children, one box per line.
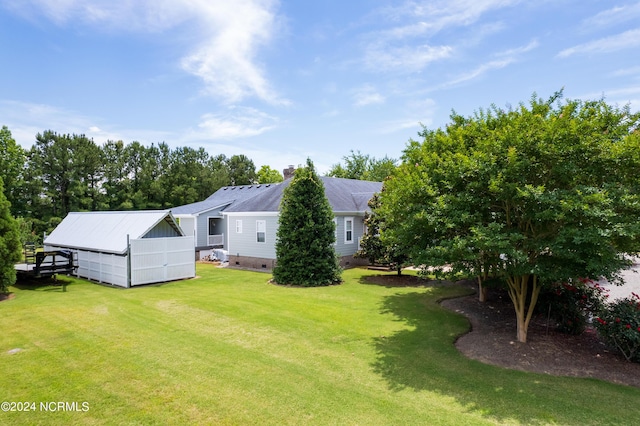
<box><xmin>208</xmin><ymin>234</ymin><xmax>224</xmax><ymax>246</ymax></box>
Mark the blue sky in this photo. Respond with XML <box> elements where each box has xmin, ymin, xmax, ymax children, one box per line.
<box><xmin>1</xmin><ymin>0</ymin><xmax>639</xmax><ymax>173</ymax></box>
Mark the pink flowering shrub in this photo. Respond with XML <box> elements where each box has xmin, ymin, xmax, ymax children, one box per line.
<box><xmin>537</xmin><ymin>278</ymin><xmax>607</xmax><ymax>335</ymax></box>
<box><xmin>594</xmin><ymin>292</ymin><xmax>640</xmax><ymax>362</ymax></box>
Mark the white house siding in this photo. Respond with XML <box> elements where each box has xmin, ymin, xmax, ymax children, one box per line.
<box><xmin>223</xmin><ymin>212</ymin><xmax>368</xmax><ymax>271</ymax></box>
<box><xmin>195</xmin><ymin>213</ymin><xmax>209</xmax><ymax>247</ymax></box>
<box><xmin>47</xmin><ymin>237</ymin><xmax>195</xmax><ymax>287</ymax></box>
<box><xmin>192</xmin><ymin>209</ymin><xmax>225</xmax><ymax>247</ymax></box>
<box><xmin>226</xmin><ymin>214</ymin><xmax>279</xmax><ymax>260</ymax></box>
<box><xmin>225</xmin><ymin>213</ymin><xmax>366</xmax><ymax>259</ymax></box>
<box><xmin>177</xmin><ymin>216</ymin><xmax>196</xmax><ymax>240</ymax></box>
<box><xmin>130</xmin><ymin>236</ymin><xmax>195</xmax><ymax>286</ymax></box>
<box><xmin>44</xmin><ymin>246</ymin><xmax>129</xmax><ymax>287</ymax></box>
<box><xmin>44</xmin><ymin>210</ymin><xmax>194</xmax><ymax>287</ymax></box>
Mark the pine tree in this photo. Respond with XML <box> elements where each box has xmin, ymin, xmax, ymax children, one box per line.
<box><xmin>0</xmin><ymin>177</ymin><xmax>22</xmax><ymax>294</ymax></box>
<box><xmin>273</xmin><ymin>159</ymin><xmax>341</xmax><ymax>286</ymax></box>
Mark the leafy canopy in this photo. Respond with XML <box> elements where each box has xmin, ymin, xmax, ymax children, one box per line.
<box><xmin>327</xmin><ymin>150</ymin><xmax>397</xmax><ymax>182</ymax></box>
<box><xmin>379</xmin><ymin>91</ymin><xmax>640</xmax><ymax>342</ymax></box>
<box><xmin>257</xmin><ymin>165</ymin><xmax>284</xmax><ymax>184</ymax></box>
<box><xmin>0</xmin><ymin>177</ymin><xmax>22</xmax><ymax>293</ymax></box>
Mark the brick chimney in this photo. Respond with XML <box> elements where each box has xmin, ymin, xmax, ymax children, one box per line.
<box><xmin>283</xmin><ymin>165</ymin><xmax>295</xmax><ymax>180</ymax></box>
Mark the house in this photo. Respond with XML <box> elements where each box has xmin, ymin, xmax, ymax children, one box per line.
<box><xmin>44</xmin><ymin>210</ymin><xmax>195</xmax><ymax>287</ymax></box>
<box><xmin>171</xmin><ymin>183</ymin><xmax>275</xmax><ymax>258</ymax></box>
<box><xmin>171</xmin><ymin>172</ymin><xmax>382</xmax><ymax>270</ymax></box>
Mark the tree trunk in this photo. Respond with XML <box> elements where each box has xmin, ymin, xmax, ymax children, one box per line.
<box><xmin>477</xmin><ymin>275</ymin><xmax>488</xmax><ymax>302</ymax></box>
<box><xmin>506</xmin><ymin>274</ymin><xmax>541</xmax><ymax>343</ymax></box>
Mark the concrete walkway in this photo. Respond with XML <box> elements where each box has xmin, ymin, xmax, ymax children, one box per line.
<box><xmin>597</xmin><ymin>258</ymin><xmax>640</xmax><ymax>301</ymax></box>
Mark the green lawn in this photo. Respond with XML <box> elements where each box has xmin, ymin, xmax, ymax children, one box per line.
<box><xmin>1</xmin><ymin>265</ymin><xmax>638</xmax><ymax>425</ymax></box>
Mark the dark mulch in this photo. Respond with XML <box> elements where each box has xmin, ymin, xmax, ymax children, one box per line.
<box><xmin>0</xmin><ymin>293</ymin><xmax>15</xmax><ymax>302</ymax></box>
<box><xmin>365</xmin><ymin>274</ymin><xmax>640</xmax><ymax>388</ymax></box>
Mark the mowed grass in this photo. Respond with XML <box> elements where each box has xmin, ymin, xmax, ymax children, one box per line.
<box><xmin>1</xmin><ymin>265</ymin><xmax>639</xmax><ymax>425</ymax></box>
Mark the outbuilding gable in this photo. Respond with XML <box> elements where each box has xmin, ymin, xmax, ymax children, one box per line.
<box><xmin>44</xmin><ymin>210</ymin><xmax>183</xmax><ymax>255</ymax></box>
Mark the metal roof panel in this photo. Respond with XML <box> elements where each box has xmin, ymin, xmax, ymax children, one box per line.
<box><xmin>44</xmin><ymin>210</ymin><xmax>182</xmax><ymax>255</ymax></box>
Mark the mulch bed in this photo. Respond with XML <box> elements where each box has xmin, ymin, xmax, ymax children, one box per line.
<box><xmin>365</xmin><ymin>275</ymin><xmax>640</xmax><ymax>388</ymax></box>
<box><xmin>0</xmin><ymin>293</ymin><xmax>15</xmax><ymax>302</ymax></box>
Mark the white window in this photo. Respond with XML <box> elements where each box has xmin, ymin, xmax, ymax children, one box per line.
<box><xmin>236</xmin><ymin>220</ymin><xmax>243</xmax><ymax>233</ymax></box>
<box><xmin>256</xmin><ymin>220</ymin><xmax>266</xmax><ymax>243</ymax></box>
<box><xmin>333</xmin><ymin>218</ymin><xmax>338</xmax><ymax>245</ymax></box>
<box><xmin>344</xmin><ymin>217</ymin><xmax>354</xmax><ymax>244</ymax></box>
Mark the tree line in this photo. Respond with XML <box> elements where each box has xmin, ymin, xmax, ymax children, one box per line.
<box><xmin>0</xmin><ymin>127</ymin><xmax>395</xmax><ymax>244</ymax></box>
<box><xmin>0</xmin><ymin>127</ymin><xmax>286</xmax><ymax>242</ymax></box>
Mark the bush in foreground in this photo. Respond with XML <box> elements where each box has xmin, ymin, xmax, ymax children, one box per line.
<box><xmin>537</xmin><ymin>278</ymin><xmax>607</xmax><ymax>335</ymax></box>
<box><xmin>595</xmin><ymin>293</ymin><xmax>640</xmax><ymax>362</ymax></box>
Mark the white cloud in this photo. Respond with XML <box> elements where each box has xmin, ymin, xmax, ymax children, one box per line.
<box><xmin>582</xmin><ymin>2</ymin><xmax>640</xmax><ymax>29</ymax></box>
<box><xmin>360</xmin><ymin>0</ymin><xmax>521</xmax><ymax>73</ymax></box>
<box><xmin>364</xmin><ymin>43</ymin><xmax>453</xmax><ymax>73</ymax></box>
<box><xmin>375</xmin><ymin>0</ymin><xmax>522</xmax><ymax>39</ymax></box>
<box><xmin>495</xmin><ymin>39</ymin><xmax>539</xmax><ymax>57</ymax></box>
<box><xmin>322</xmin><ymin>109</ymin><xmax>340</xmax><ymax>118</ymax></box>
<box><xmin>378</xmin><ymin>98</ymin><xmax>437</xmax><ymax>134</ymax></box>
<box><xmin>2</xmin><ymin>0</ymin><xmax>286</xmax><ymax>105</ymax></box>
<box><xmin>610</xmin><ymin>66</ymin><xmax>640</xmax><ymax>78</ymax></box>
<box><xmin>180</xmin><ymin>1</ymin><xmax>289</xmax><ymax>105</ymax></box>
<box><xmin>422</xmin><ymin>39</ymin><xmax>537</xmax><ymax>90</ymax></box>
<box><xmin>1</xmin><ymin>0</ymin><xmax>190</xmax><ymax>32</ymax></box>
<box><xmin>557</xmin><ymin>28</ymin><xmax>640</xmax><ymax>58</ymax></box>
<box><xmin>438</xmin><ymin>58</ymin><xmax>514</xmax><ymax>90</ymax></box>
<box><xmin>580</xmin><ymin>86</ymin><xmax>640</xmax><ymax>110</ymax></box>
<box><xmin>0</xmin><ymin>99</ymin><xmax>280</xmax><ymax>156</ymax></box>
<box><xmin>351</xmin><ymin>85</ymin><xmax>385</xmax><ymax>107</ymax></box>
<box><xmin>0</xmin><ymin>100</ymin><xmax>171</xmax><ymax>148</ymax></box>
<box><xmin>190</xmin><ymin>106</ymin><xmax>278</xmax><ymax>140</ymax></box>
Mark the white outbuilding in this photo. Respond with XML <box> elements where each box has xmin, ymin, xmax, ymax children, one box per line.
<box><xmin>44</xmin><ymin>210</ymin><xmax>195</xmax><ymax>287</ymax></box>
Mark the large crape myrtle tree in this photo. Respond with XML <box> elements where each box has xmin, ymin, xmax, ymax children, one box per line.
<box><xmin>378</xmin><ymin>92</ymin><xmax>640</xmax><ymax>342</ymax></box>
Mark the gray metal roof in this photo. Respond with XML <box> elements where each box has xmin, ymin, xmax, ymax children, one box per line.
<box><xmin>224</xmin><ymin>177</ymin><xmax>382</xmax><ymax>213</ymax></box>
<box><xmin>44</xmin><ymin>210</ymin><xmax>183</xmax><ymax>255</ymax></box>
<box><xmin>171</xmin><ymin>184</ymin><xmax>278</xmax><ymax>215</ymax></box>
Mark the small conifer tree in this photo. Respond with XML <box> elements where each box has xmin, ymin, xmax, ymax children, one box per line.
<box><xmin>273</xmin><ymin>159</ymin><xmax>341</xmax><ymax>286</ymax></box>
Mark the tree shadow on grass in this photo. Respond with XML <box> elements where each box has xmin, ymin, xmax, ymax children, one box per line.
<box><xmin>370</xmin><ymin>289</ymin><xmax>640</xmax><ymax>425</ymax></box>
<box><xmin>13</xmin><ymin>275</ymin><xmax>74</xmax><ymax>292</ymax></box>
<box><xmin>358</xmin><ymin>274</ymin><xmax>451</xmax><ymax>288</ymax></box>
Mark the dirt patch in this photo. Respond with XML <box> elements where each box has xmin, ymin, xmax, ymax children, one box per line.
<box><xmin>367</xmin><ymin>275</ymin><xmax>640</xmax><ymax>388</ymax></box>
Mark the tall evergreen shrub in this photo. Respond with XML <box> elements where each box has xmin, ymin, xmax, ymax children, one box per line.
<box><xmin>273</xmin><ymin>159</ymin><xmax>341</xmax><ymax>286</ymax></box>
